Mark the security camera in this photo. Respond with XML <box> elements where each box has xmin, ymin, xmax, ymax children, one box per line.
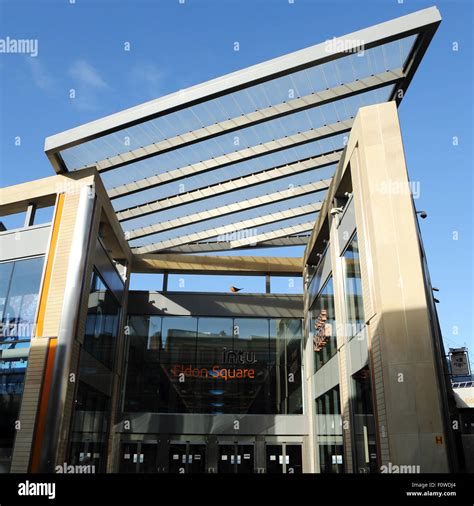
<box><xmin>330</xmin><ymin>207</ymin><xmax>344</xmax><ymax>216</ymax></box>
<box><xmin>416</xmin><ymin>210</ymin><xmax>427</xmax><ymax>219</ymax></box>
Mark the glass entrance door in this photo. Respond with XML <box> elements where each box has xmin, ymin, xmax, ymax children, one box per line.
<box><xmin>139</xmin><ymin>442</ymin><xmax>158</xmax><ymax>473</ymax></box>
<box><xmin>169</xmin><ymin>443</ymin><xmax>187</xmax><ymax>473</ymax></box>
<box><xmin>236</xmin><ymin>444</ymin><xmax>254</xmax><ymax>473</ymax></box>
<box><xmin>285</xmin><ymin>444</ymin><xmax>302</xmax><ymax>474</ymax></box>
<box><xmin>265</xmin><ymin>443</ymin><xmax>302</xmax><ymax>473</ymax></box>
<box><xmin>218</xmin><ymin>443</ymin><xmax>255</xmax><ymax>473</ymax></box>
<box><xmin>119</xmin><ymin>442</ymin><xmax>139</xmax><ymax>473</ymax></box>
<box><xmin>188</xmin><ymin>443</ymin><xmax>206</xmax><ymax>473</ymax></box>
<box><xmin>119</xmin><ymin>442</ymin><xmax>159</xmax><ymax>473</ymax></box>
<box><xmin>217</xmin><ymin>444</ymin><xmax>235</xmax><ymax>473</ymax></box>
<box><xmin>69</xmin><ymin>440</ymin><xmax>104</xmax><ymax>472</ymax></box>
<box><xmin>266</xmin><ymin>444</ymin><xmax>284</xmax><ymax>473</ymax></box>
<box><xmin>169</xmin><ymin>442</ymin><xmax>206</xmax><ymax>473</ymax></box>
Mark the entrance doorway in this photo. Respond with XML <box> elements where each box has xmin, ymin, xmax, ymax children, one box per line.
<box><xmin>119</xmin><ymin>442</ymin><xmax>159</xmax><ymax>473</ymax></box>
<box><xmin>168</xmin><ymin>442</ymin><xmax>206</xmax><ymax>473</ymax></box>
<box><xmin>119</xmin><ymin>438</ymin><xmax>303</xmax><ymax>473</ymax></box>
<box><xmin>265</xmin><ymin>443</ymin><xmax>302</xmax><ymax>473</ymax></box>
<box><xmin>218</xmin><ymin>443</ymin><xmax>255</xmax><ymax>473</ymax></box>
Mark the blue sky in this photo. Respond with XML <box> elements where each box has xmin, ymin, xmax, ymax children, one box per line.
<box><xmin>0</xmin><ymin>0</ymin><xmax>472</xmax><ymax>357</ymax></box>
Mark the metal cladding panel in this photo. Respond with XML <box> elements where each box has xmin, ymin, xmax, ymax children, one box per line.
<box><xmin>127</xmin><ymin>291</ymin><xmax>303</xmax><ymax>319</ymax></box>
<box><xmin>0</xmin><ymin>224</ymin><xmax>51</xmax><ymax>262</ymax></box>
<box><xmin>117</xmin><ymin>413</ymin><xmax>309</xmax><ymax>436</ymax></box>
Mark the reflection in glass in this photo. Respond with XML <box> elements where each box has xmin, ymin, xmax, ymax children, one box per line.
<box><xmin>307</xmin><ymin>244</ymin><xmax>329</xmax><ymax>308</ymax></box>
<box><xmin>310</xmin><ymin>277</ymin><xmax>336</xmax><ymax>371</ymax></box>
<box><xmin>0</xmin><ymin>358</ymin><xmax>28</xmax><ymax>472</ymax></box>
<box><xmin>0</xmin><ymin>257</ymin><xmax>44</xmax><ymax>342</ymax></box>
<box><xmin>352</xmin><ymin>367</ymin><xmax>377</xmax><ymax>473</ymax></box>
<box><xmin>161</xmin><ymin>316</ymin><xmax>198</xmax><ymax>364</ymax></box>
<box><xmin>342</xmin><ymin>234</ymin><xmax>365</xmax><ymax>338</ymax></box>
<box><xmin>0</xmin><ymin>256</ymin><xmax>43</xmax><ymax>472</ymax></box>
<box><xmin>69</xmin><ymin>381</ymin><xmax>109</xmax><ymax>473</ymax></box>
<box><xmin>123</xmin><ymin>316</ymin><xmax>303</xmax><ymax>415</ymax></box>
<box><xmin>0</xmin><ymin>263</ymin><xmax>14</xmax><ymax>322</ymax></box>
<box><xmin>197</xmin><ymin>317</ymin><xmax>233</xmax><ymax>364</ymax></box>
<box><xmin>83</xmin><ymin>271</ymin><xmax>120</xmax><ymax>369</ymax></box>
<box><xmin>315</xmin><ymin>386</ymin><xmax>344</xmax><ymax>473</ymax></box>
<box><xmin>69</xmin><ymin>267</ymin><xmax>122</xmax><ymax>473</ymax></box>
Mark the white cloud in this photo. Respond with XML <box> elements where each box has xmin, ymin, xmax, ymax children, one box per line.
<box><xmin>131</xmin><ymin>62</ymin><xmax>164</xmax><ymax>98</ymax></box>
<box><xmin>69</xmin><ymin>60</ymin><xmax>108</xmax><ymax>89</ymax></box>
<box><xmin>26</xmin><ymin>58</ymin><xmax>55</xmax><ymax>91</ymax></box>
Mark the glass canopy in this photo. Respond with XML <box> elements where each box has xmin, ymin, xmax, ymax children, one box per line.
<box><xmin>44</xmin><ymin>7</ymin><xmax>441</xmax><ymax>256</ymax></box>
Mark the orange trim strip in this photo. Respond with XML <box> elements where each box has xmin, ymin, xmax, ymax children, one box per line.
<box><xmin>30</xmin><ymin>338</ymin><xmax>57</xmax><ymax>472</ymax></box>
<box><xmin>35</xmin><ymin>193</ymin><xmax>65</xmax><ymax>337</ymax></box>
<box><xmin>29</xmin><ymin>194</ymin><xmax>65</xmax><ymax>472</ymax></box>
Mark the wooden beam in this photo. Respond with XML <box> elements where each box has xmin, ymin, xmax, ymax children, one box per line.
<box><xmin>132</xmin><ymin>253</ymin><xmax>302</xmax><ymax>276</ymax></box>
<box><xmin>0</xmin><ymin>168</ymin><xmax>96</xmax><ymax>217</ymax></box>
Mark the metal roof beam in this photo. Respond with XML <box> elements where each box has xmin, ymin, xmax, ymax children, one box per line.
<box><xmin>110</xmin><ymin>119</ymin><xmax>351</xmax><ymax>201</ymax></box>
<box><xmin>131</xmin><ymin>202</ymin><xmax>322</xmax><ymax>254</ymax></box>
<box><xmin>126</xmin><ymin>179</ymin><xmax>331</xmax><ymax>240</ymax></box>
<box><xmin>116</xmin><ymin>150</ymin><xmax>341</xmax><ymax>222</ymax></box>
<box><xmin>230</xmin><ymin>221</ymin><xmax>315</xmax><ymax>248</ymax></box>
<box><xmin>44</xmin><ymin>6</ymin><xmax>441</xmax><ymax>170</ymax></box>
<box><xmin>83</xmin><ymin>69</ymin><xmax>402</xmax><ymax>174</ymax></box>
<box><xmin>158</xmin><ymin>236</ymin><xmax>310</xmax><ymax>253</ymax></box>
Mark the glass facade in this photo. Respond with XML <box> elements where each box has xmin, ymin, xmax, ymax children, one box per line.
<box><xmin>342</xmin><ymin>233</ymin><xmax>365</xmax><ymax>339</ymax></box>
<box><xmin>124</xmin><ymin>316</ymin><xmax>303</xmax><ymax>415</ymax></box>
<box><xmin>315</xmin><ymin>386</ymin><xmax>344</xmax><ymax>473</ymax></box>
<box><xmin>352</xmin><ymin>367</ymin><xmax>377</xmax><ymax>473</ymax></box>
<box><xmin>83</xmin><ymin>272</ymin><xmax>121</xmax><ymax>370</ymax></box>
<box><xmin>0</xmin><ymin>257</ymin><xmax>44</xmax><ymax>343</ymax></box>
<box><xmin>68</xmin><ymin>269</ymin><xmax>122</xmax><ymax>473</ymax></box>
<box><xmin>0</xmin><ymin>256</ymin><xmax>44</xmax><ymax>472</ymax></box>
<box><xmin>309</xmin><ymin>276</ymin><xmax>337</xmax><ymax>371</ymax></box>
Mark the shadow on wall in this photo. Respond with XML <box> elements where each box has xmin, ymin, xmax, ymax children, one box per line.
<box><xmin>127</xmin><ymin>291</ymin><xmax>304</xmax><ymax>318</ymax></box>
<box><xmin>336</xmin><ymin>305</ymin><xmax>462</xmax><ymax>474</ymax></box>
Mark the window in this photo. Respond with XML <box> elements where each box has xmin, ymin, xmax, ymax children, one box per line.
<box><xmin>315</xmin><ymin>386</ymin><xmax>344</xmax><ymax>473</ymax></box>
<box><xmin>196</xmin><ymin>317</ymin><xmax>233</xmax><ymax>365</ymax></box>
<box><xmin>83</xmin><ymin>270</ymin><xmax>121</xmax><ymax>369</ymax></box>
<box><xmin>310</xmin><ymin>276</ymin><xmax>337</xmax><ymax>371</ymax></box>
<box><xmin>233</xmin><ymin>318</ymin><xmax>270</xmax><ymax>364</ymax></box>
<box><xmin>123</xmin><ymin>316</ymin><xmax>303</xmax><ymax>415</ymax></box>
<box><xmin>123</xmin><ymin>316</ymin><xmax>163</xmax><ymax>413</ymax></box>
<box><xmin>68</xmin><ymin>381</ymin><xmax>110</xmax><ymax>473</ymax></box>
<box><xmin>0</xmin><ymin>256</ymin><xmax>44</xmax><ymax>343</ymax></box>
<box><xmin>0</xmin><ymin>262</ymin><xmax>14</xmax><ymax>322</ymax></box>
<box><xmin>352</xmin><ymin>367</ymin><xmax>377</xmax><ymax>473</ymax></box>
<box><xmin>342</xmin><ymin>233</ymin><xmax>365</xmax><ymax>339</ymax></box>
<box><xmin>161</xmin><ymin>316</ymin><xmax>198</xmax><ymax>364</ymax></box>
<box><xmin>307</xmin><ymin>243</ymin><xmax>330</xmax><ymax>308</ymax></box>
<box><xmin>69</xmin><ymin>267</ymin><xmax>123</xmax><ymax>473</ymax></box>
<box><xmin>0</xmin><ymin>256</ymin><xmax>43</xmax><ymax>472</ymax></box>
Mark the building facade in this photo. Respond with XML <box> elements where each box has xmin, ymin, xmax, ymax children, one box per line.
<box><xmin>0</xmin><ymin>6</ymin><xmax>466</xmax><ymax>475</ymax></box>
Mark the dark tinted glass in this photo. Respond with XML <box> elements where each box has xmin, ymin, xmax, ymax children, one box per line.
<box><xmin>123</xmin><ymin>316</ymin><xmax>303</xmax><ymax>415</ymax></box>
